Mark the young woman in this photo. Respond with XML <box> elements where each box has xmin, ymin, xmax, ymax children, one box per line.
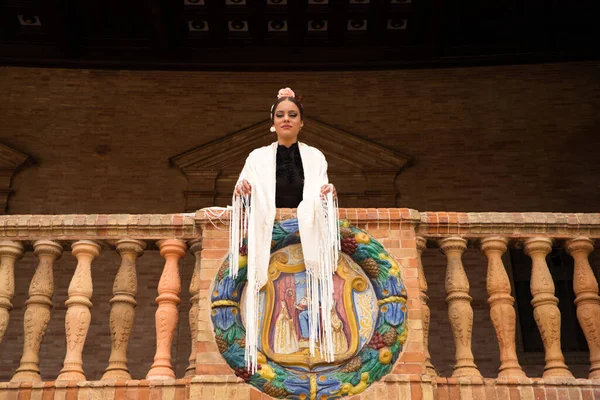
<box><xmin>230</xmin><ymin>88</ymin><xmax>339</xmax><ymax>371</ymax></box>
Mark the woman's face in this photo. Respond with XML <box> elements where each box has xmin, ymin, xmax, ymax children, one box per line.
<box><xmin>273</xmin><ymin>100</ymin><xmax>303</xmax><ymax>142</ymax></box>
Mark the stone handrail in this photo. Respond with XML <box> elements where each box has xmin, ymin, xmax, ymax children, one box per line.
<box><xmin>0</xmin><ymin>213</ymin><xmax>199</xmax><ymax>239</ymax></box>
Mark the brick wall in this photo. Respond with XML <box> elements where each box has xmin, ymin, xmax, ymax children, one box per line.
<box><xmin>0</xmin><ymin>62</ymin><xmax>599</xmax><ymax>215</ymax></box>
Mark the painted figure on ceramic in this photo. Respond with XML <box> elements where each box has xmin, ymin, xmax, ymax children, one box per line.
<box><xmin>273</xmin><ymin>300</ymin><xmax>299</xmax><ymax>354</ymax></box>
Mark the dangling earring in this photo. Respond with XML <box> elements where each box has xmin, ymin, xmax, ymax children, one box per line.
<box><xmin>270</xmin><ymin>126</ymin><xmax>276</xmax><ymax>132</ymax></box>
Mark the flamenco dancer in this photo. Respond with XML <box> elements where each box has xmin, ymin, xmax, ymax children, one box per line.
<box><xmin>230</xmin><ymin>87</ymin><xmax>340</xmax><ymax>372</ymax></box>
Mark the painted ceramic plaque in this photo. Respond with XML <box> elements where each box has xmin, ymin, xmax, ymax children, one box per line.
<box><xmin>211</xmin><ymin>219</ymin><xmax>408</xmax><ymax>399</ymax></box>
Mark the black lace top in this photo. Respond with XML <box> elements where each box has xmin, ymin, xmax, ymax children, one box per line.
<box><xmin>275</xmin><ymin>142</ymin><xmax>304</xmax><ymax>208</ymax></box>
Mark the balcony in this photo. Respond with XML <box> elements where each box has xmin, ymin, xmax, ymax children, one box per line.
<box><xmin>0</xmin><ymin>209</ymin><xmax>599</xmax><ymax>399</ymax></box>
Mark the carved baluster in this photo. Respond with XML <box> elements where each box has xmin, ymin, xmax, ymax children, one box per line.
<box><xmin>0</xmin><ymin>241</ymin><xmax>24</xmax><ymax>345</ymax></box>
<box><xmin>147</xmin><ymin>239</ymin><xmax>187</xmax><ymax>380</ymax></box>
<box><xmin>566</xmin><ymin>237</ymin><xmax>600</xmax><ymax>379</ymax></box>
<box><xmin>102</xmin><ymin>239</ymin><xmax>146</xmax><ymax>380</ymax></box>
<box><xmin>524</xmin><ymin>238</ymin><xmax>572</xmax><ymax>378</ymax></box>
<box><xmin>480</xmin><ymin>237</ymin><xmax>525</xmax><ymax>378</ymax></box>
<box><xmin>439</xmin><ymin>237</ymin><xmax>481</xmax><ymax>377</ymax></box>
<box><xmin>186</xmin><ymin>239</ymin><xmax>201</xmax><ymax>377</ymax></box>
<box><xmin>57</xmin><ymin>240</ymin><xmax>101</xmax><ymax>381</ymax></box>
<box><xmin>11</xmin><ymin>240</ymin><xmax>62</xmax><ymax>382</ymax></box>
<box><xmin>416</xmin><ymin>236</ymin><xmax>436</xmax><ymax>375</ymax></box>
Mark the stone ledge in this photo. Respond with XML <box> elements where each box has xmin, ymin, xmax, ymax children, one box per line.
<box><xmin>197</xmin><ymin>207</ymin><xmax>600</xmax><ymax>238</ymax></box>
<box><xmin>0</xmin><ymin>213</ymin><xmax>199</xmax><ymax>240</ymax></box>
<box><xmin>435</xmin><ymin>376</ymin><xmax>600</xmax><ymax>386</ymax></box>
<box><xmin>195</xmin><ymin>207</ymin><xmax>423</xmax><ymax>225</ymax></box>
<box><xmin>2</xmin><ymin>375</ymin><xmax>599</xmax><ymax>399</ymax></box>
<box><xmin>0</xmin><ymin>209</ymin><xmax>598</xmax><ymax>242</ymax></box>
<box><xmin>419</xmin><ymin>211</ymin><xmax>600</xmax><ymax>238</ymax></box>
<box><xmin>191</xmin><ymin>375</ymin><xmax>244</xmax><ymax>383</ymax></box>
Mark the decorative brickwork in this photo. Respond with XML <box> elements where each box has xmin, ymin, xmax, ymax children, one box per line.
<box><xmin>2</xmin><ymin>63</ymin><xmax>599</xmax><ymax>216</ymax></box>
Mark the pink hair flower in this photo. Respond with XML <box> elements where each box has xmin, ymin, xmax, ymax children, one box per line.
<box><xmin>277</xmin><ymin>87</ymin><xmax>295</xmax><ymax>99</ymax></box>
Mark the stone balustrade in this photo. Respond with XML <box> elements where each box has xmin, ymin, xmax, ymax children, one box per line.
<box><xmin>0</xmin><ymin>209</ymin><xmax>599</xmax><ymax>400</ymax></box>
<box><xmin>0</xmin><ymin>213</ymin><xmax>201</xmax><ymax>388</ymax></box>
<box><xmin>412</xmin><ymin>211</ymin><xmax>600</xmax><ymax>381</ymax></box>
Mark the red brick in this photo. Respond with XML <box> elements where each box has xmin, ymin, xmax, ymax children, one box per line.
<box><xmin>65</xmin><ymin>386</ymin><xmax>78</xmax><ymax>400</ymax></box>
<box><xmin>557</xmin><ymin>387</ymin><xmax>570</xmax><ymax>400</ymax></box>
<box><xmin>250</xmin><ymin>388</ymin><xmax>262</xmax><ymax>400</ymax></box>
<box><xmin>4</xmin><ymin>390</ymin><xmax>19</xmax><ymax>400</ymax></box>
<box><xmin>201</xmin><ymin>249</ymin><xmax>228</xmax><ymax>259</ymax></box>
<box><xmin>497</xmin><ymin>386</ymin><xmax>511</xmax><ymax>400</ymax></box>
<box><xmin>149</xmin><ymin>386</ymin><xmax>163</xmax><ymax>400</ymax></box>
<box><xmin>569</xmin><ymin>388</ymin><xmax>582</xmax><ymax>400</ymax></box>
<box><xmin>392</xmin><ymin>363</ymin><xmax>425</xmax><ymax>374</ymax></box>
<box><xmin>400</xmin><ymin>352</ymin><xmax>426</xmax><ymax>363</ymax></box>
<box><xmin>546</xmin><ymin>387</ymin><xmax>558</xmax><ymax>400</ymax></box>
<box><xmin>410</xmin><ymin>382</ymin><xmax>422</xmax><ymax>400</ymax></box>
<box><xmin>126</xmin><ymin>387</ymin><xmax>140</xmax><ymax>400</ymax></box>
<box><xmin>436</xmin><ymin>384</ymin><xmax>450</xmax><ymax>400</ymax></box>
<box><xmin>175</xmin><ymin>386</ymin><xmax>186</xmax><ymax>400</ymax></box>
<box><xmin>485</xmin><ymin>384</ymin><xmax>499</xmax><ymax>400</ymax></box>
<box><xmin>510</xmin><ymin>387</ymin><xmax>521</xmax><ymax>399</ymax></box>
<box><xmin>138</xmin><ymin>386</ymin><xmax>150</xmax><ymax>400</ymax></box>
<box><xmin>17</xmin><ymin>388</ymin><xmax>32</xmax><ymax>400</ymax></box>
<box><xmin>534</xmin><ymin>387</ymin><xmax>546</xmax><ymax>400</ymax></box>
<box><xmin>41</xmin><ymin>387</ymin><xmax>55</xmax><ymax>400</ymax></box>
<box><xmin>114</xmin><ymin>386</ymin><xmax>127</xmax><ymax>400</ymax></box>
<box><xmin>195</xmin><ymin>363</ymin><xmax>233</xmax><ymax>375</ymax></box>
<box><xmin>202</xmin><ymin>239</ymin><xmax>229</xmax><ymax>249</ymax></box>
<box><xmin>447</xmin><ymin>384</ymin><xmax>460</xmax><ymax>400</ymax></box>
<box><xmin>471</xmin><ymin>385</ymin><xmax>486</xmax><ymax>400</ymax></box>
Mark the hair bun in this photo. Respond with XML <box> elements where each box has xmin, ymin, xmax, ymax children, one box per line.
<box><xmin>277</xmin><ymin>87</ymin><xmax>296</xmax><ymax>99</ymax></box>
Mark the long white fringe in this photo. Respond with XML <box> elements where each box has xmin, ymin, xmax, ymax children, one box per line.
<box><xmin>305</xmin><ymin>190</ymin><xmax>340</xmax><ymax>362</ymax></box>
<box><xmin>229</xmin><ymin>193</ymin><xmax>261</xmax><ymax>374</ymax></box>
<box><xmin>229</xmin><ymin>190</ymin><xmax>340</xmax><ymax>371</ymax></box>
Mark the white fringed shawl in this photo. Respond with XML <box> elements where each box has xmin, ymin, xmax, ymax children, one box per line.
<box><xmin>229</xmin><ymin>142</ymin><xmax>340</xmax><ymax>372</ymax></box>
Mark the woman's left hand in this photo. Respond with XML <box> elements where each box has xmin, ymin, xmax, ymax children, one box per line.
<box><xmin>320</xmin><ymin>184</ymin><xmax>337</xmax><ymax>200</ymax></box>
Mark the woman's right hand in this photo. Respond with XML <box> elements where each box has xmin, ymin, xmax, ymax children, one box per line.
<box><xmin>234</xmin><ymin>179</ymin><xmax>252</xmax><ymax>196</ymax></box>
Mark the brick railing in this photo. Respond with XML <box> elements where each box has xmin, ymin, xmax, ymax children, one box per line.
<box><xmin>1</xmin><ymin>209</ymin><xmax>599</xmax><ymax>399</ymax></box>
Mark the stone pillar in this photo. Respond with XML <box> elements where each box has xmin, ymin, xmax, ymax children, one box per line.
<box><xmin>0</xmin><ymin>241</ymin><xmax>24</xmax><ymax>345</ymax></box>
<box><xmin>566</xmin><ymin>237</ymin><xmax>600</xmax><ymax>379</ymax></box>
<box><xmin>523</xmin><ymin>237</ymin><xmax>572</xmax><ymax>378</ymax></box>
<box><xmin>147</xmin><ymin>239</ymin><xmax>187</xmax><ymax>380</ymax></box>
<box><xmin>480</xmin><ymin>237</ymin><xmax>525</xmax><ymax>378</ymax></box>
<box><xmin>57</xmin><ymin>240</ymin><xmax>101</xmax><ymax>381</ymax></box>
<box><xmin>439</xmin><ymin>237</ymin><xmax>481</xmax><ymax>377</ymax></box>
<box><xmin>11</xmin><ymin>240</ymin><xmax>62</xmax><ymax>382</ymax></box>
<box><xmin>102</xmin><ymin>239</ymin><xmax>146</xmax><ymax>380</ymax></box>
<box><xmin>416</xmin><ymin>236</ymin><xmax>436</xmax><ymax>376</ymax></box>
<box><xmin>186</xmin><ymin>239</ymin><xmax>202</xmax><ymax>377</ymax></box>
